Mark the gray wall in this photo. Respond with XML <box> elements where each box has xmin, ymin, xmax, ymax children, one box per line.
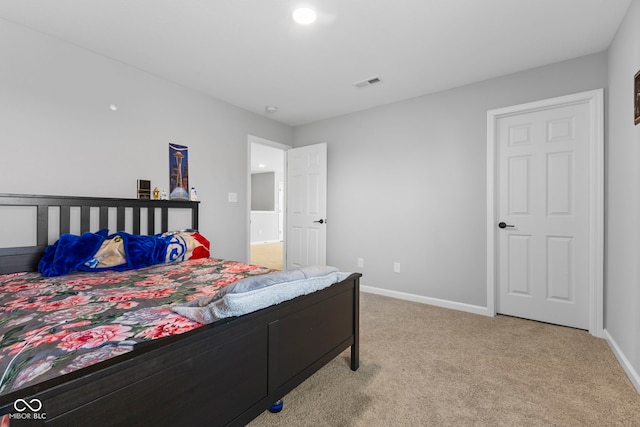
<box><xmin>606</xmin><ymin>0</ymin><xmax>640</xmax><ymax>390</ymax></box>
<box><xmin>0</xmin><ymin>18</ymin><xmax>293</xmax><ymax>262</ymax></box>
<box><xmin>293</xmin><ymin>52</ymin><xmax>608</xmax><ymax>308</ymax></box>
<box><xmin>251</xmin><ymin>172</ymin><xmax>276</xmax><ymax>211</ymax></box>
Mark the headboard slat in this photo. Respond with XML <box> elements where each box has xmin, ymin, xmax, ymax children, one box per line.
<box><xmin>99</xmin><ymin>206</ymin><xmax>109</xmax><ymax>230</ymax></box>
<box><xmin>148</xmin><ymin>208</ymin><xmax>156</xmax><ymax>235</ymax></box>
<box><xmin>60</xmin><ymin>205</ymin><xmax>71</xmax><ymax>235</ymax></box>
<box><xmin>132</xmin><ymin>208</ymin><xmax>141</xmax><ymax>235</ymax></box>
<box><xmin>192</xmin><ymin>208</ymin><xmax>199</xmax><ymax>232</ymax></box>
<box><xmin>116</xmin><ymin>207</ymin><xmax>126</xmax><ymax>232</ymax></box>
<box><xmin>37</xmin><ymin>205</ymin><xmax>48</xmax><ymax>246</ymax></box>
<box><xmin>80</xmin><ymin>206</ymin><xmax>91</xmax><ymax>233</ymax></box>
<box><xmin>161</xmin><ymin>207</ymin><xmax>169</xmax><ymax>233</ymax></box>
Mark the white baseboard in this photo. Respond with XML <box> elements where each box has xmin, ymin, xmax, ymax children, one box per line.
<box><xmin>603</xmin><ymin>329</ymin><xmax>640</xmax><ymax>395</ymax></box>
<box><xmin>360</xmin><ymin>285</ymin><xmax>491</xmax><ymax>317</ymax></box>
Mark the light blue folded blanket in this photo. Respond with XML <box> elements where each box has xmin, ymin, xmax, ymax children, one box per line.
<box><xmin>172</xmin><ymin>265</ymin><xmax>350</xmax><ymax>324</ymax></box>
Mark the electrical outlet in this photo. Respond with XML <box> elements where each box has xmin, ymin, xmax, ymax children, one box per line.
<box><xmin>357</xmin><ymin>257</ymin><xmax>364</xmax><ymax>268</ymax></box>
<box><xmin>393</xmin><ymin>262</ymin><xmax>401</xmax><ymax>273</ymax></box>
<box><xmin>228</xmin><ymin>192</ymin><xmax>238</xmax><ymax>203</ymax></box>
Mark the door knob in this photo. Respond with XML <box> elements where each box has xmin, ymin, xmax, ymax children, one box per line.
<box><xmin>498</xmin><ymin>222</ymin><xmax>515</xmax><ymax>229</ymax></box>
<box><xmin>313</xmin><ymin>219</ymin><xmax>325</xmax><ymax>224</ymax></box>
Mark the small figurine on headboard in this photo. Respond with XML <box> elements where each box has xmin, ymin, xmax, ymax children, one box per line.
<box><xmin>153</xmin><ymin>187</ymin><xmax>160</xmax><ymax>200</ymax></box>
<box><xmin>190</xmin><ymin>186</ymin><xmax>198</xmax><ymax>201</ymax></box>
<box><xmin>160</xmin><ymin>189</ymin><xmax>168</xmax><ymax>200</ymax></box>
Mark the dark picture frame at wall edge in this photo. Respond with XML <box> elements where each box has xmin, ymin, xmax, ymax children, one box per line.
<box><xmin>137</xmin><ymin>179</ymin><xmax>151</xmax><ymax>200</ymax></box>
<box><xmin>635</xmin><ymin>69</ymin><xmax>640</xmax><ymax>126</ymax></box>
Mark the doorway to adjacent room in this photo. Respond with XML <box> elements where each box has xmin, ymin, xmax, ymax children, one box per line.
<box><xmin>248</xmin><ymin>136</ymin><xmax>287</xmax><ymax>270</ymax></box>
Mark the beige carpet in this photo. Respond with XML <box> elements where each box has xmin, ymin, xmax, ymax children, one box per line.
<box><xmin>250</xmin><ymin>242</ymin><xmax>283</xmax><ymax>270</ymax></box>
<box><xmin>249</xmin><ymin>292</ymin><xmax>640</xmax><ymax>426</ymax></box>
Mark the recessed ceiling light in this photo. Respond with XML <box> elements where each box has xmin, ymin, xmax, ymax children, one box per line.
<box><xmin>265</xmin><ymin>106</ymin><xmax>278</xmax><ymax>114</ymax></box>
<box><xmin>292</xmin><ymin>8</ymin><xmax>316</xmax><ymax>25</ymax></box>
<box><xmin>258</xmin><ymin>164</ymin><xmax>266</xmax><ymax>168</ymax></box>
<box><xmin>109</xmin><ymin>103</ymin><xmax>118</xmax><ymax>111</ymax></box>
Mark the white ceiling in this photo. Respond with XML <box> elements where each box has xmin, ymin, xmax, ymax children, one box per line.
<box><xmin>0</xmin><ymin>0</ymin><xmax>631</xmax><ymax>126</ymax></box>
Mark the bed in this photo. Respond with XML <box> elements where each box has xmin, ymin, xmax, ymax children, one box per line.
<box><xmin>0</xmin><ymin>194</ymin><xmax>360</xmax><ymax>426</ymax></box>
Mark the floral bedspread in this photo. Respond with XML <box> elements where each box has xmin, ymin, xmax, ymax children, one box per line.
<box><xmin>0</xmin><ymin>258</ymin><xmax>273</xmax><ymax>397</ymax></box>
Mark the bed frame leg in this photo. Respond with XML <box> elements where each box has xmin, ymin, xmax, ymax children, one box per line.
<box><xmin>351</xmin><ymin>275</ymin><xmax>360</xmax><ymax>371</ymax></box>
<box><xmin>350</xmin><ymin>342</ymin><xmax>359</xmax><ymax>371</ymax></box>
<box><xmin>269</xmin><ymin>399</ymin><xmax>284</xmax><ymax>413</ymax></box>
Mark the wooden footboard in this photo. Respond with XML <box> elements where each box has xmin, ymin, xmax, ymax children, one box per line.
<box><xmin>0</xmin><ymin>273</ymin><xmax>360</xmax><ymax>426</ymax></box>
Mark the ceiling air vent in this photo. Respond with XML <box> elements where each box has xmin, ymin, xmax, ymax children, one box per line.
<box><xmin>354</xmin><ymin>76</ymin><xmax>382</xmax><ymax>88</ymax></box>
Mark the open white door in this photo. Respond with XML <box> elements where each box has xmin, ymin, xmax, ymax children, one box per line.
<box><xmin>286</xmin><ymin>143</ymin><xmax>327</xmax><ymax>269</ymax></box>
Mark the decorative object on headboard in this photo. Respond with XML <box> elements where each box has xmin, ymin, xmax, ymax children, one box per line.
<box><xmin>635</xmin><ymin>69</ymin><xmax>639</xmax><ymax>126</ymax></box>
<box><xmin>169</xmin><ymin>143</ymin><xmax>189</xmax><ymax>200</ymax></box>
<box><xmin>137</xmin><ymin>179</ymin><xmax>151</xmax><ymax>199</ymax></box>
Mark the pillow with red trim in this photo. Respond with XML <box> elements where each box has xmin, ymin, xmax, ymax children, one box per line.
<box><xmin>165</xmin><ymin>231</ymin><xmax>210</xmax><ymax>262</ymax></box>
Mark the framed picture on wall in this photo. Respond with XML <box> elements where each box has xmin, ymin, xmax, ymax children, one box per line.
<box><xmin>635</xmin><ymin>69</ymin><xmax>640</xmax><ymax>126</ymax></box>
<box><xmin>169</xmin><ymin>143</ymin><xmax>189</xmax><ymax>200</ymax></box>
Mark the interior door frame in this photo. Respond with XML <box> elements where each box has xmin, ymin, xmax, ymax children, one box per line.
<box><xmin>247</xmin><ymin>135</ymin><xmax>291</xmax><ymax>267</ymax></box>
<box><xmin>486</xmin><ymin>89</ymin><xmax>604</xmax><ymax>337</ymax></box>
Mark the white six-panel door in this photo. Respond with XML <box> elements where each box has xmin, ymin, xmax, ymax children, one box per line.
<box><xmin>286</xmin><ymin>143</ymin><xmax>327</xmax><ymax>269</ymax></box>
<box><xmin>487</xmin><ymin>90</ymin><xmax>604</xmax><ymax>334</ymax></box>
<box><xmin>497</xmin><ymin>103</ymin><xmax>590</xmax><ymax>329</ymax></box>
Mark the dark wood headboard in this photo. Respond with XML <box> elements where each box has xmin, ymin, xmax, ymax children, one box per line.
<box><xmin>0</xmin><ymin>194</ymin><xmax>199</xmax><ymax>275</ymax></box>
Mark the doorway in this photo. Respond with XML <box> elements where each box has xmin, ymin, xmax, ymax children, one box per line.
<box><xmin>248</xmin><ymin>136</ymin><xmax>288</xmax><ymax>270</ymax></box>
<box><xmin>486</xmin><ymin>89</ymin><xmax>604</xmax><ymax>336</ymax></box>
